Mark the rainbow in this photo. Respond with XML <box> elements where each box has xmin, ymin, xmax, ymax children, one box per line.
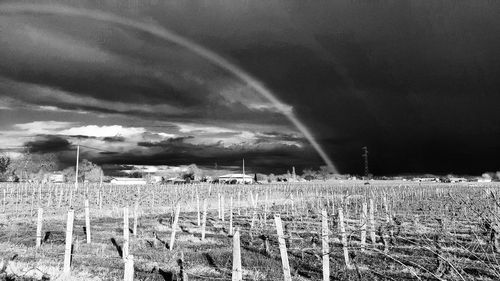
<box><xmin>0</xmin><ymin>3</ymin><xmax>338</xmax><ymax>173</ymax></box>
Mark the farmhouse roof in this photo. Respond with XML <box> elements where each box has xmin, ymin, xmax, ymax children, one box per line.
<box><xmin>218</xmin><ymin>174</ymin><xmax>253</xmax><ymax>179</ymax></box>
<box><xmin>110</xmin><ymin>177</ymin><xmax>145</xmax><ymax>181</ymax></box>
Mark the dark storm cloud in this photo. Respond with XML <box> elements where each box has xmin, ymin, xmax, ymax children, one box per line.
<box><xmin>99</xmin><ymin>151</ymin><xmax>120</xmax><ymax>155</ymax></box>
<box><xmin>19</xmin><ymin>131</ymin><xmax>313</xmax><ymax>173</ymax></box>
<box><xmin>103</xmin><ymin>136</ymin><xmax>125</xmax><ymax>143</ymax></box>
<box><xmin>155</xmin><ymin>0</ymin><xmax>500</xmax><ymax>174</ymax></box>
<box><xmin>98</xmin><ymin>138</ymin><xmax>320</xmax><ymax>174</ymax></box>
<box><xmin>137</xmin><ymin>136</ymin><xmax>195</xmax><ymax>148</ymax></box>
<box><xmin>67</xmin><ymin>135</ymin><xmax>95</xmax><ymax>139</ymax></box>
<box><xmin>0</xmin><ymin>12</ymin><xmax>287</xmax><ymax>125</ymax></box>
<box><xmin>257</xmin><ymin>132</ymin><xmax>305</xmax><ymax>143</ymax></box>
<box><xmin>2</xmin><ymin>0</ymin><xmax>500</xmax><ymax>174</ymax></box>
<box><xmin>24</xmin><ymin>135</ymin><xmax>72</xmax><ymax>153</ymax></box>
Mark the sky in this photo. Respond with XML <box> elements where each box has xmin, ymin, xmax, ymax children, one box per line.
<box><xmin>1</xmin><ymin>0</ymin><xmax>500</xmax><ymax>175</ymax></box>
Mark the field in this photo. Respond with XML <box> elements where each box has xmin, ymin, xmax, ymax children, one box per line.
<box><xmin>0</xmin><ymin>180</ymin><xmax>499</xmax><ymax>281</ymax></box>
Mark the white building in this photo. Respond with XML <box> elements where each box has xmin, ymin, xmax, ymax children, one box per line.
<box><xmin>449</xmin><ymin>177</ymin><xmax>467</xmax><ymax>183</ymax></box>
<box><xmin>218</xmin><ymin>174</ymin><xmax>254</xmax><ymax>184</ymax></box>
<box><xmin>110</xmin><ymin>177</ymin><xmax>147</xmax><ymax>185</ymax></box>
<box><xmin>48</xmin><ymin>173</ymin><xmax>65</xmax><ymax>183</ymax></box>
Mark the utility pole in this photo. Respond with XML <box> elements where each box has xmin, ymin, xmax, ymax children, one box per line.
<box><xmin>242</xmin><ymin>159</ymin><xmax>245</xmax><ymax>176</ymax></box>
<box><xmin>362</xmin><ymin>146</ymin><xmax>369</xmax><ymax>179</ymax></box>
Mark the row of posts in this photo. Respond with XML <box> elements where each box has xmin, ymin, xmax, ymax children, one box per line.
<box><xmin>33</xmin><ymin>192</ymin><xmax>390</xmax><ymax>281</ymax></box>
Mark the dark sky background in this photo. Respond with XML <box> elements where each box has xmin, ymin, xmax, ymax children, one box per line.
<box><xmin>1</xmin><ymin>0</ymin><xmax>500</xmax><ymax>175</ymax></box>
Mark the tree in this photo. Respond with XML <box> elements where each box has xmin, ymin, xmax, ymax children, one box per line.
<box><xmin>268</xmin><ymin>173</ymin><xmax>276</xmax><ymax>183</ymax></box>
<box><xmin>79</xmin><ymin>159</ymin><xmax>103</xmax><ymax>182</ymax></box>
<box><xmin>255</xmin><ymin>173</ymin><xmax>268</xmax><ymax>182</ymax></box>
<box><xmin>0</xmin><ymin>156</ymin><xmax>11</xmax><ymax>180</ymax></box>
<box><xmin>302</xmin><ymin>168</ymin><xmax>318</xmax><ymax>181</ymax></box>
<box><xmin>62</xmin><ymin>159</ymin><xmax>103</xmax><ymax>183</ymax></box>
<box><xmin>180</xmin><ymin>164</ymin><xmax>203</xmax><ymax>182</ymax></box>
<box><xmin>187</xmin><ymin>164</ymin><xmax>203</xmax><ymax>180</ymax></box>
<box><xmin>62</xmin><ymin>166</ymin><xmax>75</xmax><ymax>182</ymax></box>
<box><xmin>0</xmin><ymin>156</ymin><xmax>10</xmax><ymax>174</ymax></box>
<box><xmin>319</xmin><ymin>165</ymin><xmax>331</xmax><ymax>180</ymax></box>
<box><xmin>9</xmin><ymin>152</ymin><xmax>58</xmax><ymax>180</ymax></box>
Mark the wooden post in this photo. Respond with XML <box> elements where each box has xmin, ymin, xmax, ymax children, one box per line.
<box><xmin>321</xmin><ymin>210</ymin><xmax>330</xmax><ymax>281</ymax></box>
<box><xmin>221</xmin><ymin>194</ymin><xmax>225</xmax><ymax>222</ymax></box>
<box><xmin>169</xmin><ymin>204</ymin><xmax>181</xmax><ymax>251</ymax></box>
<box><xmin>123</xmin><ymin>207</ymin><xmax>129</xmax><ymax>260</ymax></box>
<box><xmin>338</xmin><ymin>208</ymin><xmax>352</xmax><ymax>269</ymax></box>
<box><xmin>99</xmin><ymin>189</ymin><xmax>103</xmax><ymax>210</ymax></box>
<box><xmin>251</xmin><ymin>193</ymin><xmax>258</xmax><ymax>229</ymax></box>
<box><xmin>179</xmin><ymin>252</ymin><xmax>188</xmax><ymax>281</ymax></box>
<box><xmin>274</xmin><ymin>214</ymin><xmax>292</xmax><ymax>281</ymax></box>
<box><xmin>196</xmin><ymin>194</ymin><xmax>201</xmax><ymax>226</ymax></box>
<box><xmin>237</xmin><ymin>190</ymin><xmax>241</xmax><ymax>215</ymax></box>
<box><xmin>58</xmin><ymin>187</ymin><xmax>63</xmax><ymax>209</ymax></box>
<box><xmin>250</xmin><ymin>192</ymin><xmax>255</xmax><ymax>208</ymax></box>
<box><xmin>133</xmin><ymin>201</ymin><xmax>139</xmax><ymax>238</ymax></box>
<box><xmin>218</xmin><ymin>193</ymin><xmax>222</xmax><ymax>220</ymax></box>
<box><xmin>361</xmin><ymin>202</ymin><xmax>367</xmax><ymax>252</ymax></box>
<box><xmin>30</xmin><ymin>188</ymin><xmax>35</xmax><ymax>217</ymax></box>
<box><xmin>265</xmin><ymin>190</ymin><xmax>269</xmax><ymax>213</ymax></box>
<box><xmin>330</xmin><ymin>196</ymin><xmax>335</xmax><ymax>218</ymax></box>
<box><xmin>369</xmin><ymin>199</ymin><xmax>376</xmax><ymax>245</ymax></box>
<box><xmin>201</xmin><ymin>199</ymin><xmax>208</xmax><ymax>241</ymax></box>
<box><xmin>63</xmin><ymin>209</ymin><xmax>74</xmax><ymax>274</ymax></box>
<box><xmin>124</xmin><ymin>255</ymin><xmax>134</xmax><ymax>281</ymax></box>
<box><xmin>85</xmin><ymin>199</ymin><xmax>91</xmax><ymax>243</ymax></box>
<box><xmin>229</xmin><ymin>196</ymin><xmax>234</xmax><ymax>236</ymax></box>
<box><xmin>383</xmin><ymin>195</ymin><xmax>390</xmax><ymax>223</ymax></box>
<box><xmin>68</xmin><ymin>187</ymin><xmax>73</xmax><ymax>209</ymax></box>
<box><xmin>46</xmin><ymin>188</ymin><xmax>52</xmax><ymax>208</ymax></box>
<box><xmin>232</xmin><ymin>229</ymin><xmax>242</xmax><ymax>281</ymax></box>
<box><xmin>38</xmin><ymin>184</ymin><xmax>42</xmax><ymax>207</ymax></box>
<box><xmin>36</xmin><ymin>208</ymin><xmax>43</xmax><ymax>248</ymax></box>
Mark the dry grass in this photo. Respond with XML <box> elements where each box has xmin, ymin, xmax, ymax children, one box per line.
<box><xmin>0</xmin><ymin>181</ymin><xmax>499</xmax><ymax>280</ymax></box>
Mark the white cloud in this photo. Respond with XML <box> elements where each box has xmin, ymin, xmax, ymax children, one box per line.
<box><xmin>36</xmin><ymin>105</ymin><xmax>88</xmax><ymax>114</ymax></box>
<box><xmin>14</xmin><ymin>121</ymin><xmax>76</xmax><ymax>134</ymax></box>
<box><xmin>60</xmin><ymin>125</ymin><xmax>146</xmax><ymax>138</ymax></box>
<box><xmin>157</xmin><ymin>132</ymin><xmax>177</xmax><ymax>139</ymax></box>
<box><xmin>176</xmin><ymin>123</ymin><xmax>237</xmax><ymax>134</ymax></box>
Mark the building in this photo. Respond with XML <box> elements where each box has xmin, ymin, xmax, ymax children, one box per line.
<box><xmin>150</xmin><ymin>176</ymin><xmax>164</xmax><ymax>184</ymax></box>
<box><xmin>110</xmin><ymin>177</ymin><xmax>147</xmax><ymax>185</ymax></box>
<box><xmin>48</xmin><ymin>173</ymin><xmax>65</xmax><ymax>183</ymax></box>
<box><xmin>218</xmin><ymin>174</ymin><xmax>254</xmax><ymax>184</ymax></box>
<box><xmin>477</xmin><ymin>177</ymin><xmax>492</xmax><ymax>183</ymax></box>
<box><xmin>165</xmin><ymin>177</ymin><xmax>186</xmax><ymax>184</ymax></box>
<box><xmin>449</xmin><ymin>177</ymin><xmax>467</xmax><ymax>183</ymax></box>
